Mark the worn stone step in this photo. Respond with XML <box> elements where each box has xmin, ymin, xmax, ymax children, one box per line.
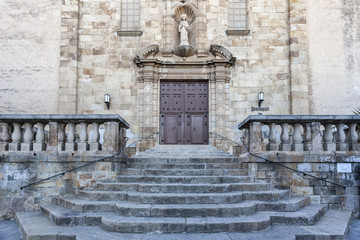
<box><xmin>129</xmin><ymin>157</ymin><xmax>239</xmax><ymax>164</ymax></box>
<box><xmin>58</xmin><ymin>197</ymin><xmax>118</xmax><ymax>212</ymax></box>
<box><xmin>101</xmin><ymin>212</ymin><xmax>271</xmax><ymax>233</ymax></box>
<box><xmin>94</xmin><ymin>182</ymin><xmax>272</xmax><ymax>193</ymax></box>
<box><xmin>40</xmin><ymin>203</ymin><xmax>106</xmax><ymax>226</ymax></box>
<box><xmin>115</xmin><ymin>198</ymin><xmax>310</xmax><ymax>218</ymax></box>
<box><xmin>14</xmin><ymin>210</ymin><xmax>353</xmax><ymax>239</ymax></box>
<box><xmin>126</xmin><ymin>163</ymin><xmax>244</xmax><ymax>169</ymax></box>
<box><xmin>76</xmin><ymin>189</ymin><xmax>290</xmax><ymax>203</ymax></box>
<box><xmin>118</xmin><ymin>168</ymin><xmax>248</xmax><ymax>176</ymax></box>
<box><xmin>115</xmin><ymin>175</ymin><xmax>253</xmax><ymax>184</ymax></box>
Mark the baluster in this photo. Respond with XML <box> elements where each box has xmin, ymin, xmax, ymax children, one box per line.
<box><xmin>323</xmin><ymin>123</ymin><xmax>335</xmax><ymax>151</ymax></box>
<box><xmin>291</xmin><ymin>123</ymin><xmax>303</xmax><ymax>151</ymax></box>
<box><xmin>267</xmin><ymin>123</ymin><xmax>277</xmax><ymax>151</ymax></box>
<box><xmin>10</xmin><ymin>123</ymin><xmax>22</xmax><ymax>151</ymax></box>
<box><xmin>0</xmin><ymin>123</ymin><xmax>11</xmax><ymax>151</ymax></box>
<box><xmin>336</xmin><ymin>123</ymin><xmax>347</xmax><ymax>151</ymax></box>
<box><xmin>279</xmin><ymin>123</ymin><xmax>290</xmax><ymax>151</ymax></box>
<box><xmin>303</xmin><ymin>123</ymin><xmax>312</xmax><ymax>151</ymax></box>
<box><xmin>58</xmin><ymin>123</ymin><xmax>66</xmax><ymax>151</ymax></box>
<box><xmin>65</xmin><ymin>122</ymin><xmax>77</xmax><ymax>151</ymax></box>
<box><xmin>347</xmin><ymin>123</ymin><xmax>357</xmax><ymax>151</ymax></box>
<box><xmin>33</xmin><ymin>122</ymin><xmax>46</xmax><ymax>151</ymax></box>
<box><xmin>21</xmin><ymin>122</ymin><xmax>34</xmax><ymax>151</ymax></box>
<box><xmin>90</xmin><ymin>122</ymin><xmax>101</xmax><ymax>151</ymax></box>
<box><xmin>78</xmin><ymin>122</ymin><xmax>89</xmax><ymax>151</ymax></box>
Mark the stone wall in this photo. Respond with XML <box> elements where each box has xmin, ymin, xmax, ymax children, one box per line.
<box><xmin>0</xmin><ymin>153</ymin><xmax>123</xmax><ymax>220</ymax></box>
<box><xmin>241</xmin><ymin>152</ymin><xmax>360</xmax><ymax>217</ymax></box>
<box><xmin>0</xmin><ymin>0</ymin><xmax>61</xmax><ymax>114</ymax></box>
<box><xmin>308</xmin><ymin>0</ymin><xmax>360</xmax><ymax>115</ymax></box>
<box><xmin>1</xmin><ymin>0</ymin><xmax>360</xmax><ymax>146</ymax></box>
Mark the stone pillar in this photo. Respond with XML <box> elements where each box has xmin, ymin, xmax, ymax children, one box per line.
<box><xmin>21</xmin><ymin>122</ymin><xmax>34</xmax><ymax>151</ymax></box>
<box><xmin>78</xmin><ymin>122</ymin><xmax>89</xmax><ymax>151</ymax></box>
<box><xmin>90</xmin><ymin>122</ymin><xmax>101</xmax><ymax>151</ymax></box>
<box><xmin>267</xmin><ymin>123</ymin><xmax>277</xmax><ymax>151</ymax></box>
<box><xmin>0</xmin><ymin>123</ymin><xmax>11</xmax><ymax>151</ymax></box>
<box><xmin>65</xmin><ymin>122</ymin><xmax>77</xmax><ymax>151</ymax></box>
<box><xmin>33</xmin><ymin>122</ymin><xmax>46</xmax><ymax>151</ymax></box>
<box><xmin>323</xmin><ymin>123</ymin><xmax>335</xmax><ymax>151</ymax></box>
<box><xmin>303</xmin><ymin>123</ymin><xmax>312</xmax><ymax>151</ymax></box>
<box><xmin>10</xmin><ymin>123</ymin><xmax>22</xmax><ymax>151</ymax></box>
<box><xmin>47</xmin><ymin>122</ymin><xmax>59</xmax><ymax>152</ymax></box>
<box><xmin>336</xmin><ymin>123</ymin><xmax>347</xmax><ymax>151</ymax></box>
<box><xmin>289</xmin><ymin>0</ymin><xmax>310</xmax><ymax>114</ymax></box>
<box><xmin>59</xmin><ymin>0</ymin><xmax>79</xmax><ymax>114</ymax></box>
<box><xmin>103</xmin><ymin>122</ymin><xmax>119</xmax><ymax>152</ymax></box>
<box><xmin>279</xmin><ymin>123</ymin><xmax>291</xmax><ymax>151</ymax></box>
<box><xmin>57</xmin><ymin>123</ymin><xmax>66</xmax><ymax>151</ymax></box>
<box><xmin>347</xmin><ymin>123</ymin><xmax>357</xmax><ymax>151</ymax></box>
<box><xmin>291</xmin><ymin>123</ymin><xmax>303</xmax><ymax>151</ymax></box>
<box><xmin>249</xmin><ymin>122</ymin><xmax>263</xmax><ymax>152</ymax></box>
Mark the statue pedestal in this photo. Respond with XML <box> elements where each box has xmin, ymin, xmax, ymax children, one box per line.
<box><xmin>173</xmin><ymin>45</ymin><xmax>197</xmax><ymax>57</ymax></box>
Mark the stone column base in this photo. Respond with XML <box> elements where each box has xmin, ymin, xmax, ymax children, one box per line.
<box><xmin>279</xmin><ymin>143</ymin><xmax>291</xmax><ymax>151</ymax></box>
<box><xmin>78</xmin><ymin>142</ymin><xmax>89</xmax><ymax>151</ymax></box>
<box><xmin>65</xmin><ymin>142</ymin><xmax>77</xmax><ymax>151</ymax></box>
<box><xmin>10</xmin><ymin>143</ymin><xmax>21</xmax><ymax>151</ymax></box>
<box><xmin>292</xmin><ymin>143</ymin><xmax>303</xmax><ymax>151</ymax></box>
<box><xmin>21</xmin><ymin>143</ymin><xmax>33</xmax><ymax>151</ymax></box>
<box><xmin>33</xmin><ymin>143</ymin><xmax>46</xmax><ymax>151</ymax></box>
<box><xmin>58</xmin><ymin>143</ymin><xmax>65</xmax><ymax>151</ymax></box>
<box><xmin>323</xmin><ymin>143</ymin><xmax>336</xmax><ymax>151</ymax></box>
<box><xmin>267</xmin><ymin>143</ymin><xmax>278</xmax><ymax>151</ymax></box>
<box><xmin>0</xmin><ymin>142</ymin><xmax>9</xmax><ymax>151</ymax></box>
<box><xmin>90</xmin><ymin>142</ymin><xmax>101</xmax><ymax>151</ymax></box>
<box><xmin>336</xmin><ymin>143</ymin><xmax>347</xmax><ymax>151</ymax></box>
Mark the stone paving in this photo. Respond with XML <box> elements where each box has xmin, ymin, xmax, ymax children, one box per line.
<box><xmin>1</xmin><ymin>219</ymin><xmax>360</xmax><ymax>240</ymax></box>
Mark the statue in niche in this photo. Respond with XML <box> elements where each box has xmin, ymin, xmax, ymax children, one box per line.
<box><xmin>178</xmin><ymin>14</ymin><xmax>189</xmax><ymax>46</ymax></box>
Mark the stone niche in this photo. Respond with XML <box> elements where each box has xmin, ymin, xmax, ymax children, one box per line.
<box><xmin>133</xmin><ymin>44</ymin><xmax>236</xmax><ymax>151</ymax></box>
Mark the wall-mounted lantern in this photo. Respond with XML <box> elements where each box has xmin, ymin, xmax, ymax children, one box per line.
<box><xmin>258</xmin><ymin>92</ymin><xmax>264</xmax><ymax>107</ymax></box>
<box><xmin>104</xmin><ymin>94</ymin><xmax>110</xmax><ymax>110</ymax></box>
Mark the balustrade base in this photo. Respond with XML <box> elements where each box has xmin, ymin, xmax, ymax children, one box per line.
<box><xmin>58</xmin><ymin>143</ymin><xmax>65</xmax><ymax>151</ymax></box>
<box><xmin>279</xmin><ymin>143</ymin><xmax>291</xmax><ymax>151</ymax></box>
<box><xmin>90</xmin><ymin>142</ymin><xmax>101</xmax><ymax>151</ymax></box>
<box><xmin>9</xmin><ymin>143</ymin><xmax>21</xmax><ymax>151</ymax></box>
<box><xmin>65</xmin><ymin>143</ymin><xmax>77</xmax><ymax>151</ymax></box>
<box><xmin>304</xmin><ymin>143</ymin><xmax>312</xmax><ymax>151</ymax></box>
<box><xmin>336</xmin><ymin>143</ymin><xmax>347</xmax><ymax>151</ymax></box>
<box><xmin>0</xmin><ymin>142</ymin><xmax>9</xmax><ymax>151</ymax></box>
<box><xmin>78</xmin><ymin>143</ymin><xmax>89</xmax><ymax>151</ymax></box>
<box><xmin>291</xmin><ymin>143</ymin><xmax>303</xmax><ymax>151</ymax></box>
<box><xmin>348</xmin><ymin>142</ymin><xmax>357</xmax><ymax>151</ymax></box>
<box><xmin>323</xmin><ymin>143</ymin><xmax>336</xmax><ymax>151</ymax></box>
<box><xmin>33</xmin><ymin>143</ymin><xmax>46</xmax><ymax>152</ymax></box>
<box><xmin>267</xmin><ymin>143</ymin><xmax>278</xmax><ymax>151</ymax></box>
<box><xmin>21</xmin><ymin>143</ymin><xmax>33</xmax><ymax>152</ymax></box>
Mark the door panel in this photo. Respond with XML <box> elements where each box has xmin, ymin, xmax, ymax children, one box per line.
<box><xmin>160</xmin><ymin>82</ymin><xmax>208</xmax><ymax>145</ymax></box>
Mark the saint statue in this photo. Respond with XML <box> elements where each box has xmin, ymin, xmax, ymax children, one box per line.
<box><xmin>179</xmin><ymin>14</ymin><xmax>189</xmax><ymax>46</ymax></box>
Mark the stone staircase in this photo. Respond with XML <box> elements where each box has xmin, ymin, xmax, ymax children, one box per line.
<box><xmin>15</xmin><ymin>145</ymin><xmax>352</xmax><ymax>239</ymax></box>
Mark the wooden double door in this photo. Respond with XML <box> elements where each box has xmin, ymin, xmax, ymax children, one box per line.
<box><xmin>160</xmin><ymin>82</ymin><xmax>209</xmax><ymax>145</ymax></box>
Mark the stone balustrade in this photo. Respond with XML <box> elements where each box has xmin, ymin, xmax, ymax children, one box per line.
<box><xmin>0</xmin><ymin>114</ymin><xmax>129</xmax><ymax>153</ymax></box>
<box><xmin>238</xmin><ymin>115</ymin><xmax>360</xmax><ymax>152</ymax></box>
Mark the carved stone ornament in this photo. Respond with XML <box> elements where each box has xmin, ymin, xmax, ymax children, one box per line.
<box><xmin>133</xmin><ymin>44</ymin><xmax>160</xmax><ymax>63</ymax></box>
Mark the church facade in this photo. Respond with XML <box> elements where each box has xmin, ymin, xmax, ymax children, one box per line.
<box><xmin>1</xmin><ymin>0</ymin><xmax>359</xmax><ymax>150</ymax></box>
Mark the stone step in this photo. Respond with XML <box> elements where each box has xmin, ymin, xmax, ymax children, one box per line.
<box><xmin>14</xmin><ymin>210</ymin><xmax>353</xmax><ymax>239</ymax></box>
<box><xmin>58</xmin><ymin>197</ymin><xmax>118</xmax><ymax>212</ymax></box>
<box><xmin>101</xmin><ymin>204</ymin><xmax>327</xmax><ymax>233</ymax></box>
<box><xmin>126</xmin><ymin>163</ymin><xmax>244</xmax><ymax>169</ymax></box>
<box><xmin>129</xmin><ymin>157</ymin><xmax>239</xmax><ymax>164</ymax></box>
<box><xmin>115</xmin><ymin>175</ymin><xmax>253</xmax><ymax>184</ymax></box>
<box><xmin>118</xmin><ymin>168</ymin><xmax>248</xmax><ymax>176</ymax></box>
<box><xmin>115</xmin><ymin>198</ymin><xmax>310</xmax><ymax>218</ymax></box>
<box><xmin>74</xmin><ymin>189</ymin><xmax>291</xmax><ymax>204</ymax></box>
<box><xmin>94</xmin><ymin>182</ymin><xmax>272</xmax><ymax>193</ymax></box>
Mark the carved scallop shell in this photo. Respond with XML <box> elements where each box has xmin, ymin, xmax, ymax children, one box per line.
<box><xmin>174</xmin><ymin>5</ymin><xmax>196</xmax><ymax>25</ymax></box>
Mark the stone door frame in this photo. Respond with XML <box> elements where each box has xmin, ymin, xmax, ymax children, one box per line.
<box><xmin>134</xmin><ymin>44</ymin><xmax>236</xmax><ymax>151</ymax></box>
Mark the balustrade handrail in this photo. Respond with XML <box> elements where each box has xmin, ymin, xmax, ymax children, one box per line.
<box><xmin>20</xmin><ymin>137</ymin><xmax>129</xmax><ymax>190</ymax></box>
<box><xmin>238</xmin><ymin>115</ymin><xmax>360</xmax><ymax>129</ymax></box>
<box><xmin>19</xmin><ymin>132</ymin><xmax>160</xmax><ymax>190</ymax></box>
<box><xmin>209</xmin><ymin>131</ymin><xmax>346</xmax><ymax>189</ymax></box>
<box><xmin>0</xmin><ymin>114</ymin><xmax>130</xmax><ymax>128</ymax></box>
